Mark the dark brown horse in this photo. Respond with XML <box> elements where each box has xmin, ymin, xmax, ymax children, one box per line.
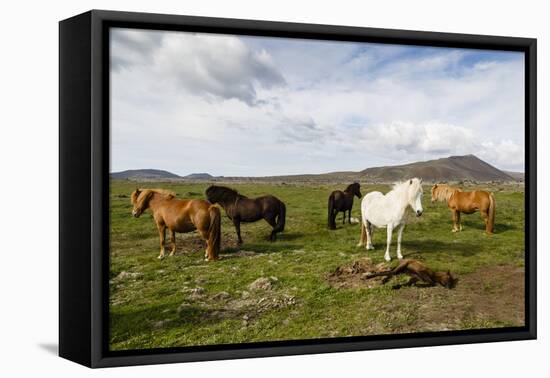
<box><xmin>205</xmin><ymin>185</ymin><xmax>286</xmax><ymax>245</ymax></box>
<box><xmin>130</xmin><ymin>189</ymin><xmax>221</xmax><ymax>260</ymax></box>
<box><xmin>328</xmin><ymin>183</ymin><xmax>362</xmax><ymax>229</ymax></box>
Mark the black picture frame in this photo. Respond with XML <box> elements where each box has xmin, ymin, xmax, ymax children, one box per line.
<box><xmin>59</xmin><ymin>9</ymin><xmax>537</xmax><ymax>368</ymax></box>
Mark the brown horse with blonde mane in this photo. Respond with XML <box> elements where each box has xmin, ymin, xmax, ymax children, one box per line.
<box><xmin>431</xmin><ymin>184</ymin><xmax>496</xmax><ymax>234</ymax></box>
<box><xmin>130</xmin><ymin>189</ymin><xmax>221</xmax><ymax>260</ymax></box>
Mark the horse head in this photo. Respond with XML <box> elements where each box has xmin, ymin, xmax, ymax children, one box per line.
<box><xmin>130</xmin><ymin>189</ymin><xmax>153</xmax><ymax>218</ymax></box>
<box><xmin>346</xmin><ymin>182</ymin><xmax>362</xmax><ymax>198</ymax></box>
<box><xmin>408</xmin><ymin>178</ymin><xmax>423</xmax><ymax>217</ymax></box>
<box><xmin>430</xmin><ymin>184</ymin><xmax>438</xmax><ymax>203</ymax></box>
<box><xmin>205</xmin><ymin>185</ymin><xmax>240</xmax><ymax>206</ymax></box>
<box><xmin>443</xmin><ymin>270</ymin><xmax>459</xmax><ymax>289</ymax></box>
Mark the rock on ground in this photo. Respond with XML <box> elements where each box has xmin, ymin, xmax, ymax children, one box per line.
<box><xmin>248</xmin><ymin>277</ymin><xmax>276</xmax><ymax>291</ymax></box>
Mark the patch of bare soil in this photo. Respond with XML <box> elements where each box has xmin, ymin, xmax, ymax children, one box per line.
<box><xmin>328</xmin><ymin>259</ymin><xmax>525</xmax><ymax>331</ymax></box>
<box><xmin>395</xmin><ymin>264</ymin><xmax>525</xmax><ymax>331</ymax></box>
<box><xmin>327</xmin><ymin>258</ymin><xmax>390</xmax><ymax>289</ymax></box>
<box><xmin>170</xmin><ymin>234</ymin><xmax>206</xmax><ymax>255</ymax></box>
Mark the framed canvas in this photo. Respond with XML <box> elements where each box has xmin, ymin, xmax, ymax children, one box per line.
<box><xmin>59</xmin><ymin>10</ymin><xmax>537</xmax><ymax>368</ymax></box>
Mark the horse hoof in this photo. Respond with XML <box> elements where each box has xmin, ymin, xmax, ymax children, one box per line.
<box><xmin>158</xmin><ymin>255</ymin><xmax>164</xmax><ymax>260</ymax></box>
<box><xmin>384</xmin><ymin>256</ymin><xmax>391</xmax><ymax>262</ymax></box>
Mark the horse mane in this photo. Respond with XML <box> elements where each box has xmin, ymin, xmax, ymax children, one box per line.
<box><xmin>205</xmin><ymin>185</ymin><xmax>246</xmax><ymax>205</ymax></box>
<box><xmin>344</xmin><ymin>182</ymin><xmax>359</xmax><ymax>193</ymax></box>
<box><xmin>389</xmin><ymin>178</ymin><xmax>423</xmax><ymax>202</ymax></box>
<box><xmin>392</xmin><ymin>178</ymin><xmax>419</xmax><ymax>192</ymax></box>
<box><xmin>131</xmin><ymin>188</ymin><xmax>176</xmax><ymax>207</ymax></box>
<box><xmin>432</xmin><ymin>184</ymin><xmax>460</xmax><ymax>202</ymax></box>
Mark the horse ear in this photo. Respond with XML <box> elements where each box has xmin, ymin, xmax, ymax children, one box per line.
<box><xmin>410</xmin><ymin>179</ymin><xmax>413</xmax><ymax>185</ymax></box>
<box><xmin>420</xmin><ymin>178</ymin><xmax>423</xmax><ymax>183</ymax></box>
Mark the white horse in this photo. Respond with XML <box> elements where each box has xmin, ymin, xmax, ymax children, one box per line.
<box><xmin>357</xmin><ymin>178</ymin><xmax>424</xmax><ymax>261</ymax></box>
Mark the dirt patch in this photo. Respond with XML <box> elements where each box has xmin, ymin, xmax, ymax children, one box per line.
<box><xmin>327</xmin><ymin>260</ymin><xmax>524</xmax><ymax>331</ymax></box>
<box><xmin>327</xmin><ymin>258</ymin><xmax>390</xmax><ymax>289</ymax></box>
<box><xmin>387</xmin><ymin>264</ymin><xmax>525</xmax><ymax>332</ymax></box>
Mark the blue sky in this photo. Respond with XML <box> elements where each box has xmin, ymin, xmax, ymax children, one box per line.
<box><xmin>110</xmin><ymin>28</ymin><xmax>525</xmax><ymax>176</ymax></box>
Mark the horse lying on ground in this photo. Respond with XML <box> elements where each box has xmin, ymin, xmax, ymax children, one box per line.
<box><xmin>357</xmin><ymin>178</ymin><xmax>424</xmax><ymax>261</ymax></box>
<box><xmin>205</xmin><ymin>185</ymin><xmax>286</xmax><ymax>245</ymax></box>
<box><xmin>365</xmin><ymin>259</ymin><xmax>457</xmax><ymax>289</ymax></box>
<box><xmin>431</xmin><ymin>184</ymin><xmax>495</xmax><ymax>234</ymax></box>
<box><xmin>328</xmin><ymin>182</ymin><xmax>362</xmax><ymax>229</ymax></box>
<box><xmin>130</xmin><ymin>189</ymin><xmax>221</xmax><ymax>260</ymax></box>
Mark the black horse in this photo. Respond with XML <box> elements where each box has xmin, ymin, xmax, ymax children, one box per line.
<box><xmin>205</xmin><ymin>185</ymin><xmax>286</xmax><ymax>245</ymax></box>
<box><xmin>328</xmin><ymin>183</ymin><xmax>362</xmax><ymax>230</ymax></box>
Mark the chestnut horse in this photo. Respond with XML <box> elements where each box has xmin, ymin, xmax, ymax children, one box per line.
<box><xmin>431</xmin><ymin>184</ymin><xmax>495</xmax><ymax>234</ymax></box>
<box><xmin>205</xmin><ymin>185</ymin><xmax>286</xmax><ymax>245</ymax></box>
<box><xmin>130</xmin><ymin>189</ymin><xmax>221</xmax><ymax>260</ymax></box>
<box><xmin>328</xmin><ymin>183</ymin><xmax>362</xmax><ymax>229</ymax></box>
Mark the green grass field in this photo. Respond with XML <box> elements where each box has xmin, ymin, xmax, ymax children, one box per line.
<box><xmin>109</xmin><ymin>180</ymin><xmax>525</xmax><ymax>351</ymax></box>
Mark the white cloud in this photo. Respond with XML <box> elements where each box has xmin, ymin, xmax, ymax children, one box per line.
<box><xmin>110</xmin><ymin>29</ymin><xmax>525</xmax><ymax>176</ymax></box>
<box><xmin>111</xmin><ymin>29</ymin><xmax>285</xmax><ymax>105</ymax></box>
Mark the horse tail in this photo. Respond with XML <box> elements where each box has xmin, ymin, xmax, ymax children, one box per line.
<box><xmin>328</xmin><ymin>193</ymin><xmax>336</xmax><ymax>229</ymax></box>
<box><xmin>207</xmin><ymin>205</ymin><xmax>221</xmax><ymax>260</ymax></box>
<box><xmin>274</xmin><ymin>201</ymin><xmax>286</xmax><ymax>233</ymax></box>
<box><xmin>487</xmin><ymin>192</ymin><xmax>496</xmax><ymax>234</ymax></box>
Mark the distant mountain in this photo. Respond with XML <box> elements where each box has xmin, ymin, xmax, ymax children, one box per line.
<box><xmin>182</xmin><ymin>173</ymin><xmax>215</xmax><ymax>180</ymax></box>
<box><xmin>110</xmin><ymin>155</ymin><xmax>519</xmax><ymax>183</ymax></box>
<box><xmin>235</xmin><ymin>155</ymin><xmax>518</xmax><ymax>183</ymax></box>
<box><xmin>359</xmin><ymin>155</ymin><xmax>515</xmax><ymax>182</ymax></box>
<box><xmin>503</xmin><ymin>171</ymin><xmax>525</xmax><ymax>181</ymax></box>
<box><xmin>110</xmin><ymin>169</ymin><xmax>181</xmax><ymax>180</ymax></box>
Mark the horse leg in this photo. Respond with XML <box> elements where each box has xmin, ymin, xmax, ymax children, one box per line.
<box><xmin>366</xmin><ymin>221</ymin><xmax>374</xmax><ymax>250</ymax></box>
<box><xmin>394</xmin><ymin>276</ymin><xmax>419</xmax><ymax>290</ymax></box>
<box><xmin>169</xmin><ymin>229</ymin><xmax>176</xmax><ymax>256</ymax></box>
<box><xmin>457</xmin><ymin>212</ymin><xmax>463</xmax><ymax>231</ymax></box>
<box><xmin>233</xmin><ymin>218</ymin><xmax>243</xmax><ymax>245</ymax></box>
<box><xmin>396</xmin><ymin>224</ymin><xmax>405</xmax><ymax>260</ymax></box>
<box><xmin>384</xmin><ymin>224</ymin><xmax>393</xmax><ymax>262</ymax></box>
<box><xmin>357</xmin><ymin>220</ymin><xmax>367</xmax><ymax>247</ymax></box>
<box><xmin>157</xmin><ymin>223</ymin><xmax>166</xmax><ymax>259</ymax></box>
<box><xmin>480</xmin><ymin>209</ymin><xmax>489</xmax><ymax>232</ymax></box>
<box><xmin>342</xmin><ymin>211</ymin><xmax>346</xmax><ymax>224</ymax></box>
<box><xmin>197</xmin><ymin>228</ymin><xmax>210</xmax><ymax>261</ymax></box>
<box><xmin>264</xmin><ymin>214</ymin><xmax>277</xmax><ymax>242</ymax></box>
<box><xmin>348</xmin><ymin>210</ymin><xmax>351</xmax><ymax>224</ymax></box>
<box><xmin>451</xmin><ymin>210</ymin><xmax>460</xmax><ymax>232</ymax></box>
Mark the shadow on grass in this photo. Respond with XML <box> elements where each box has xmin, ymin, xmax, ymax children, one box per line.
<box><xmin>111</xmin><ymin>302</ymin><xmax>245</xmax><ymax>343</ymax></box>
<box><xmin>221</xmin><ymin>240</ymin><xmax>298</xmax><ymax>256</ymax></box>
<box><xmin>398</xmin><ymin>239</ymin><xmax>482</xmax><ymax>258</ymax></box>
<box><xmin>457</xmin><ymin>220</ymin><xmax>518</xmax><ymax>233</ymax></box>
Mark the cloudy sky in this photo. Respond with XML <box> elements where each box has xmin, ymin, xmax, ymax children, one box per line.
<box><xmin>110</xmin><ymin>28</ymin><xmax>525</xmax><ymax>176</ymax></box>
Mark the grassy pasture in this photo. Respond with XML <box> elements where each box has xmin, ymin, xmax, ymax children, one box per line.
<box><xmin>109</xmin><ymin>180</ymin><xmax>525</xmax><ymax>351</ymax></box>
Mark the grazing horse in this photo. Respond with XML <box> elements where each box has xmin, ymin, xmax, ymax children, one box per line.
<box><xmin>357</xmin><ymin>178</ymin><xmax>424</xmax><ymax>262</ymax></box>
<box><xmin>205</xmin><ymin>185</ymin><xmax>286</xmax><ymax>245</ymax></box>
<box><xmin>130</xmin><ymin>189</ymin><xmax>221</xmax><ymax>260</ymax></box>
<box><xmin>328</xmin><ymin>183</ymin><xmax>362</xmax><ymax>229</ymax></box>
<box><xmin>431</xmin><ymin>184</ymin><xmax>495</xmax><ymax>234</ymax></box>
